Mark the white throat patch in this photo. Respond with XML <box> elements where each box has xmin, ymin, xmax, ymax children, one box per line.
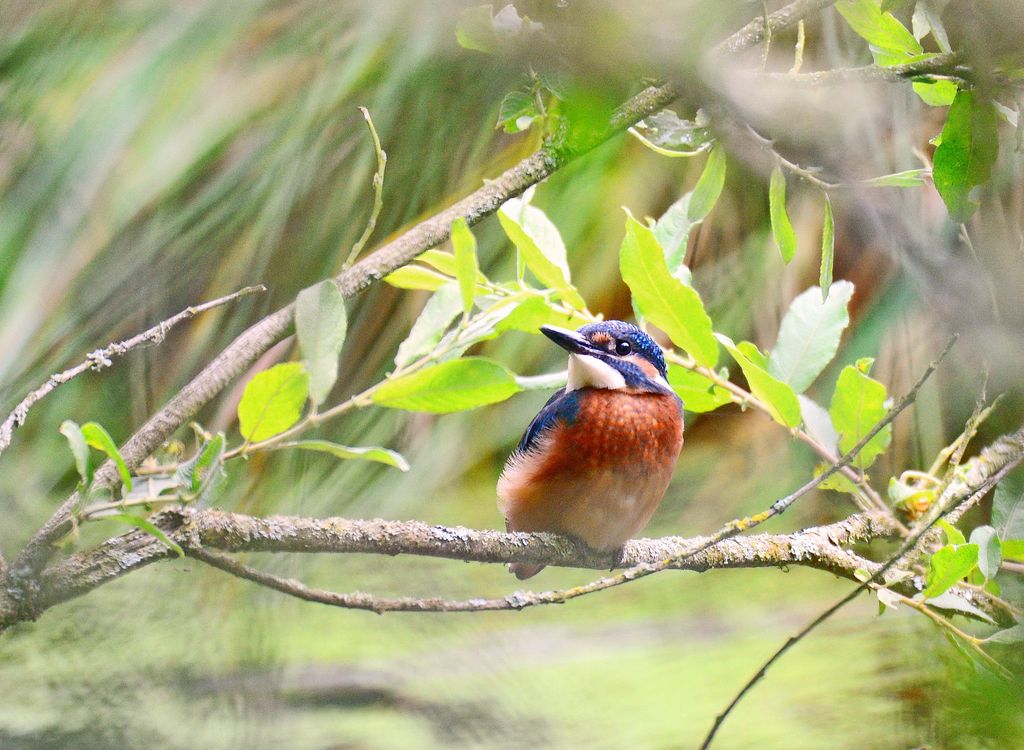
<box><xmin>566</xmin><ymin>354</ymin><xmax>626</xmax><ymax>392</ymax></box>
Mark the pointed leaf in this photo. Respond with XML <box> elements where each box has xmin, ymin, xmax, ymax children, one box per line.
<box><xmin>620</xmin><ymin>214</ymin><xmax>718</xmax><ymax>367</ymax></box>
<box><xmin>395</xmin><ymin>283</ymin><xmax>463</xmax><ymax>368</ymax></box>
<box><xmin>986</xmin><ymin>624</ymin><xmax>1024</xmax><ymax>644</ymax></box>
<box><xmin>768</xmin><ymin>281</ymin><xmax>853</xmax><ymax>392</ymax></box>
<box><xmin>371</xmin><ymin>357</ymin><xmax>521</xmax><ymax>413</ymax></box>
<box><xmin>666</xmin><ymin>364</ymin><xmax>732</xmax><ymax>413</ymax></box>
<box><xmin>924</xmin><ymin>543</ymin><xmax>979</xmax><ymax>598</ymax></box>
<box><xmin>799</xmin><ymin>395</ymin><xmax>839</xmax><ymax>454</ymax></box>
<box><xmin>969</xmin><ymin>525</ymin><xmax>1002</xmax><ymax>580</ymax></box>
<box><xmin>836</xmin><ymin>0</ymin><xmax>923</xmax><ymax>62</ymax></box>
<box><xmin>933</xmin><ymin>90</ymin><xmax>999</xmax><ymax>221</ymax></box>
<box><xmin>60</xmin><ymin>420</ymin><xmax>92</xmax><ymax>487</ymax></box>
<box><xmin>296</xmin><ymin>280</ymin><xmax>348</xmax><ymax>406</ymax></box>
<box><xmin>829</xmin><ymin>361</ymin><xmax>891</xmax><ymax>469</ymax></box>
<box><xmin>278</xmin><ymin>440</ymin><xmax>410</xmax><ymax>471</ymax></box>
<box><xmin>769</xmin><ymin>166</ymin><xmax>797</xmax><ymax>263</ymax></box>
<box><xmin>862</xmin><ymin>169</ymin><xmax>929</xmax><ymax>187</ymax></box>
<box><xmin>993</xmin><ymin>468</ymin><xmax>1024</xmax><ymax>540</ymax></box>
<box><xmin>819</xmin><ymin>195</ymin><xmax>834</xmax><ymax>299</ymax></box>
<box><xmin>687</xmin><ymin>144</ymin><xmax>727</xmax><ymax>224</ymax></box>
<box><xmin>937</xmin><ymin>518</ymin><xmax>966</xmax><ymax>546</ymax></box>
<box><xmin>498</xmin><ymin>198</ymin><xmax>585</xmax><ymax>310</ymax></box>
<box><xmin>81</xmin><ymin>422</ymin><xmax>132</xmax><ymax>492</ymax></box>
<box><xmin>451</xmin><ymin>217</ymin><xmax>480</xmax><ymax>317</ymax></box>
<box><xmin>106</xmin><ymin>513</ymin><xmax>184</xmax><ymax>557</ymax></box>
<box><xmin>384</xmin><ymin>265</ymin><xmax>451</xmax><ymax>291</ymax></box>
<box><xmin>237</xmin><ymin>363</ymin><xmax>309</xmax><ymax>442</ymax></box>
<box><xmin>717</xmin><ymin>334</ymin><xmax>801</xmax><ymax>427</ymax></box>
<box><xmin>925</xmin><ymin>590</ymin><xmax>995</xmax><ymax>624</ymax></box>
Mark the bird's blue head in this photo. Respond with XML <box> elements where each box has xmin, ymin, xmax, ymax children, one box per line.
<box><xmin>540</xmin><ymin>321</ymin><xmax>672</xmax><ymax>394</ymax></box>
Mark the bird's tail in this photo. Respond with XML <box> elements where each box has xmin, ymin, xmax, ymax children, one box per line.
<box><xmin>509</xmin><ymin>562</ymin><xmax>545</xmax><ymax>580</ymax></box>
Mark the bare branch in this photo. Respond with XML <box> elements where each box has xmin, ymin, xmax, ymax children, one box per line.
<box><xmin>0</xmin><ymin>284</ymin><xmax>266</xmax><ymax>459</ymax></box>
<box><xmin>343</xmin><ymin>107</ymin><xmax>387</xmax><ymax>270</ymax></box>
<box><xmin>753</xmin><ymin>51</ymin><xmax>964</xmax><ymax>86</ymax></box>
<box><xmin>714</xmin><ymin>0</ymin><xmax>838</xmax><ymax>56</ymax></box>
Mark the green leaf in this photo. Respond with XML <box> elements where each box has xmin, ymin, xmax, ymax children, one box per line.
<box><xmin>106</xmin><ymin>513</ymin><xmax>184</xmax><ymax>557</ymax></box>
<box><xmin>717</xmin><ymin>334</ymin><xmax>801</xmax><ymax>427</ymax></box>
<box><xmin>1001</xmin><ymin>539</ymin><xmax>1024</xmax><ymax>562</ymax></box>
<box><xmin>175</xmin><ymin>433</ymin><xmax>226</xmax><ymax>504</ymax></box>
<box><xmin>819</xmin><ymin>195</ymin><xmax>834</xmax><ymax>299</ymax></box>
<box><xmin>654</xmin><ymin>144</ymin><xmax>726</xmax><ymax>274</ymax></box>
<box><xmin>924</xmin><ymin>543</ymin><xmax>979</xmax><ymax>598</ymax></box>
<box><xmin>498</xmin><ymin>198</ymin><xmax>586</xmax><ymax>310</ymax></box>
<box><xmin>384</xmin><ymin>265</ymin><xmax>451</xmax><ymax>291</ymax></box>
<box><xmin>451</xmin><ymin>217</ymin><xmax>480</xmax><ymax>317</ymax></box>
<box><xmin>666</xmin><ymin>364</ymin><xmax>732</xmax><ymax>413</ymax></box>
<box><xmin>768</xmin><ymin>281</ymin><xmax>854</xmax><ymax>393</ymax></box>
<box><xmin>395</xmin><ymin>283</ymin><xmax>463</xmax><ymax>368</ymax></box>
<box><xmin>933</xmin><ymin>90</ymin><xmax>1000</xmax><ymax>222</ymax></box>
<box><xmin>837</xmin><ymin>0</ymin><xmax>923</xmax><ymax>62</ymax></box>
<box><xmin>620</xmin><ymin>214</ymin><xmax>718</xmax><ymax>367</ymax></box>
<box><xmin>237</xmin><ymin>363</ymin><xmax>309</xmax><ymax>442</ymax></box>
<box><xmin>295</xmin><ymin>280</ymin><xmax>348</xmax><ymax>406</ymax></box>
<box><xmin>496</xmin><ymin>90</ymin><xmax>538</xmax><ymax>133</ymax></box>
<box><xmin>925</xmin><ymin>591</ymin><xmax>995</xmax><ymax>624</ymax></box>
<box><xmin>969</xmin><ymin>525</ymin><xmax>1002</xmax><ymax>580</ymax></box>
<box><xmin>913</xmin><ymin>79</ymin><xmax>958</xmax><ymax>107</ymax></box>
<box><xmin>829</xmin><ymin>361</ymin><xmax>891</xmax><ymax>469</ymax></box>
<box><xmin>862</xmin><ymin>169</ymin><xmax>929</xmax><ymax>187</ymax></box>
<box><xmin>371</xmin><ymin>357</ymin><xmax>521</xmax><ymax>413</ymax></box>
<box><xmin>816</xmin><ymin>463</ymin><xmax>861</xmax><ymax>494</ymax></box>
<box><xmin>688</xmin><ymin>144</ymin><xmax>727</xmax><ymax>227</ymax></box>
<box><xmin>277</xmin><ymin>440</ymin><xmax>410</xmax><ymax>471</ymax></box>
<box><xmin>60</xmin><ymin>420</ymin><xmax>92</xmax><ymax>487</ymax></box>
<box><xmin>937</xmin><ymin>518</ymin><xmax>966</xmax><ymax>546</ymax></box>
<box><xmin>493</xmin><ymin>296</ymin><xmax>589</xmax><ymax>334</ymax></box>
<box><xmin>81</xmin><ymin>421</ymin><xmax>131</xmax><ymax>493</ymax></box>
<box><xmin>631</xmin><ymin>109</ymin><xmax>715</xmax><ymax>154</ymax></box>
<box><xmin>986</xmin><ymin>624</ymin><xmax>1024</xmax><ymax>644</ymax></box>
<box><xmin>769</xmin><ymin>166</ymin><xmax>797</xmax><ymax>264</ymax></box>
<box><xmin>993</xmin><ymin>468</ymin><xmax>1024</xmax><ymax>540</ymax></box>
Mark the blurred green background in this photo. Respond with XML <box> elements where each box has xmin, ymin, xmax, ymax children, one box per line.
<box><xmin>1</xmin><ymin>1</ymin><xmax>1023</xmax><ymax>748</ymax></box>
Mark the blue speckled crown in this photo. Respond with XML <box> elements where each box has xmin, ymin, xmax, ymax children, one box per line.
<box><xmin>578</xmin><ymin>321</ymin><xmax>667</xmax><ymax>377</ymax></box>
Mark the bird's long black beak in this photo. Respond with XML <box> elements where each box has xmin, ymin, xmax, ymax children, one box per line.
<box><xmin>540</xmin><ymin>325</ymin><xmax>593</xmax><ymax>355</ymax></box>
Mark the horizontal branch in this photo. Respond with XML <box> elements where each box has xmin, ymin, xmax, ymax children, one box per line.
<box><xmin>754</xmin><ymin>52</ymin><xmax>964</xmax><ymax>86</ymax></box>
<box><xmin>1</xmin><ymin>511</ymin><xmax>896</xmax><ymax>628</ymax></box>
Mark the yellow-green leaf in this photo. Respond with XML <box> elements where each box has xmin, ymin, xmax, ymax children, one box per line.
<box><xmin>371</xmin><ymin>357</ymin><xmax>521</xmax><ymax>413</ymax></box>
<box><xmin>829</xmin><ymin>361</ymin><xmax>891</xmax><ymax>469</ymax></box>
<box><xmin>238</xmin><ymin>363</ymin><xmax>309</xmax><ymax>442</ymax></box>
<box><xmin>666</xmin><ymin>364</ymin><xmax>732</xmax><ymax>413</ymax></box>
<box><xmin>81</xmin><ymin>421</ymin><xmax>131</xmax><ymax>492</ymax></box>
<box><xmin>819</xmin><ymin>195</ymin><xmax>834</xmax><ymax>300</ymax></box>
<box><xmin>620</xmin><ymin>213</ymin><xmax>718</xmax><ymax>367</ymax></box>
<box><xmin>278</xmin><ymin>440</ymin><xmax>410</xmax><ymax>471</ymax></box>
<box><xmin>769</xmin><ymin>166</ymin><xmax>797</xmax><ymax>264</ymax></box>
<box><xmin>451</xmin><ymin>217</ymin><xmax>479</xmax><ymax>316</ymax></box>
<box><xmin>717</xmin><ymin>334</ymin><xmax>801</xmax><ymax>427</ymax></box>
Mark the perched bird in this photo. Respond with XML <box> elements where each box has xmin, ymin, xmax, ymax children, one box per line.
<box><xmin>497</xmin><ymin>321</ymin><xmax>684</xmax><ymax>579</ymax></box>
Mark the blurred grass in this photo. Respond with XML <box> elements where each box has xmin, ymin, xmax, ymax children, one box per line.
<box><xmin>1</xmin><ymin>1</ymin><xmax>1023</xmax><ymax>748</ymax></box>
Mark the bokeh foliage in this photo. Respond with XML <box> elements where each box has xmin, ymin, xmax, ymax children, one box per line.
<box><xmin>2</xmin><ymin>1</ymin><xmax>1024</xmax><ymax>748</ymax></box>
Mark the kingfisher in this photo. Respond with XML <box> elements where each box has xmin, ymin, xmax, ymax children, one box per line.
<box><xmin>497</xmin><ymin>321</ymin><xmax>684</xmax><ymax>579</ymax></box>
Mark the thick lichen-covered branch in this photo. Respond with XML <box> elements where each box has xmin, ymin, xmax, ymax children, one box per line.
<box><xmin>0</xmin><ymin>511</ymin><xmax>896</xmax><ymax>628</ymax></box>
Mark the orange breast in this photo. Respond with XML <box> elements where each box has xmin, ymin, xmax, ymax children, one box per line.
<box><xmin>498</xmin><ymin>390</ymin><xmax>683</xmax><ymax>551</ymax></box>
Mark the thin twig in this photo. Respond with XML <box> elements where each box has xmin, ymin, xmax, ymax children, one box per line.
<box><xmin>0</xmin><ymin>285</ymin><xmax>266</xmax><ymax>459</ymax></box>
<box><xmin>715</xmin><ymin>0</ymin><xmax>838</xmax><ymax>56</ymax></box>
<box><xmin>757</xmin><ymin>52</ymin><xmax>965</xmax><ymax>86</ymax></box>
<box><xmin>343</xmin><ymin>107</ymin><xmax>387</xmax><ymax>270</ymax></box>
<box><xmin>698</xmin><ymin>451</ymin><xmax>1022</xmax><ymax>749</ymax></box>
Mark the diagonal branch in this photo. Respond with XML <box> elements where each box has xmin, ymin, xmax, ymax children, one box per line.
<box><xmin>1</xmin><ymin>0</ymin><xmax>864</xmax><ymax>596</ymax></box>
<box><xmin>0</xmin><ymin>284</ymin><xmax>266</xmax><ymax>459</ymax></box>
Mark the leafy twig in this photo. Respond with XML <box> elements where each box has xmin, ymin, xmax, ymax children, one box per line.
<box><xmin>698</xmin><ymin>442</ymin><xmax>1023</xmax><ymax>749</ymax></box>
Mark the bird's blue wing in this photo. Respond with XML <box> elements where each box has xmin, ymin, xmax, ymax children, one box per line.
<box><xmin>515</xmin><ymin>388</ymin><xmax>581</xmax><ymax>455</ymax></box>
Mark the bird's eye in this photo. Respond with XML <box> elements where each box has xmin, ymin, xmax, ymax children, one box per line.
<box><xmin>615</xmin><ymin>340</ymin><xmax>631</xmax><ymax>356</ymax></box>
